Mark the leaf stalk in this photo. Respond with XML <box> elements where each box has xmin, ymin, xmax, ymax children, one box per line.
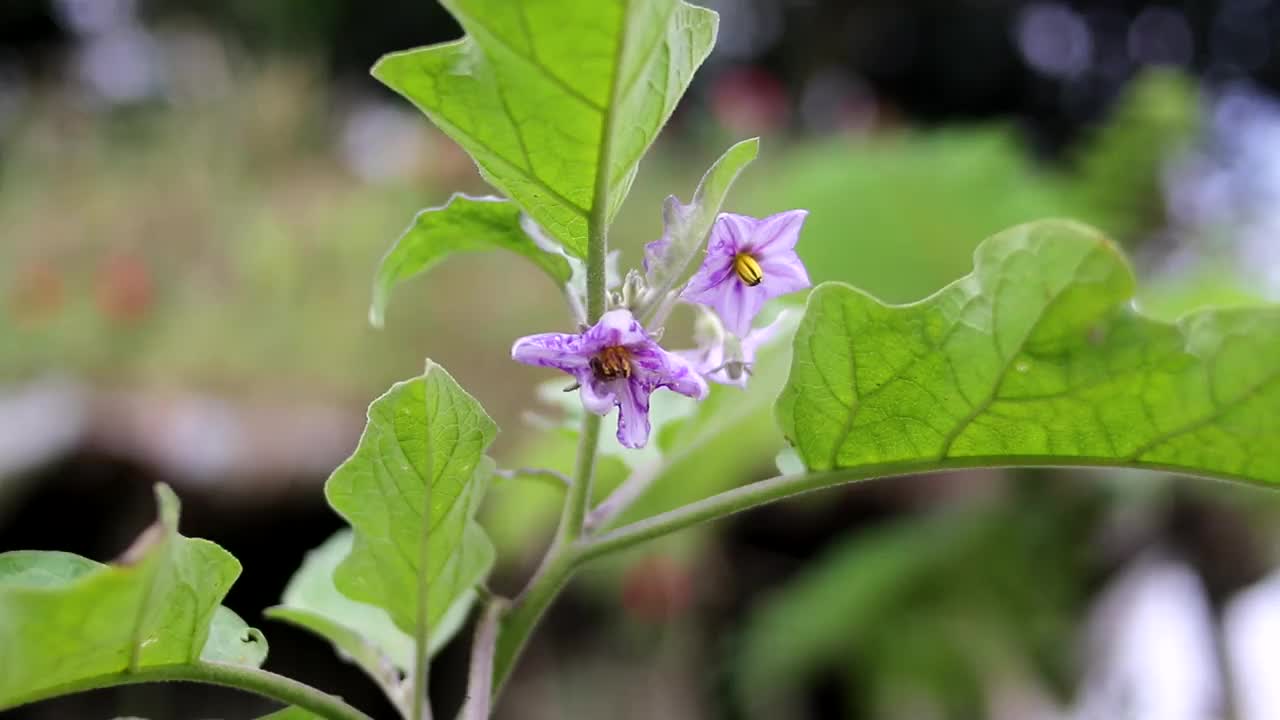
<box><xmin>3</xmin><ymin>661</ymin><xmax>374</xmax><ymax>720</ymax></box>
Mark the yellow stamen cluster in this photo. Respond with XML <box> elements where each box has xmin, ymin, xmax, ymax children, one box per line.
<box><xmin>733</xmin><ymin>253</ymin><xmax>764</xmax><ymax>286</ymax></box>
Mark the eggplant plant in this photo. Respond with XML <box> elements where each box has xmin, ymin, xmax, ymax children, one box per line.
<box><xmin>3</xmin><ymin>2</ymin><xmax>1278</xmax><ymax>719</ymax></box>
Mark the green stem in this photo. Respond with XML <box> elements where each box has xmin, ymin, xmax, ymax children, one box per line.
<box><xmin>491</xmin><ymin>545</ymin><xmax>578</xmax><ymax>693</ymax></box>
<box><xmin>579</xmin><ymin>456</ymin><xmax>1242</xmax><ymax>562</ymax></box>
<box><xmin>492</xmin><ymin>5</ymin><xmax>623</xmax><ymax>697</ymax></box>
<box><xmin>492</xmin><ymin>92</ymin><xmax>616</xmax><ymax>695</ymax></box>
<box><xmin>4</xmin><ymin>661</ymin><xmax>374</xmax><ymax>720</ymax></box>
<box><xmin>460</xmin><ymin>598</ymin><xmax>508</xmax><ymax>720</ymax></box>
<box><xmin>560</xmin><ymin>414</ymin><xmax>602</xmax><ymax>544</ymax></box>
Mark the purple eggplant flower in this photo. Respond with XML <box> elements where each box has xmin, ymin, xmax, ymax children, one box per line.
<box><xmin>681</xmin><ymin>210</ymin><xmax>811</xmax><ymax>336</ymax></box>
<box><xmin>680</xmin><ymin>311</ymin><xmax>793</xmax><ymax>388</ymax></box>
<box><xmin>512</xmin><ymin>309</ymin><xmax>708</xmax><ymax>448</ymax></box>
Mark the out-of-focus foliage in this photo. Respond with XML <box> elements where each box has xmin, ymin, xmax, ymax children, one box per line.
<box><xmin>1064</xmin><ymin>71</ymin><xmax>1200</xmax><ymax>244</ymax></box>
<box><xmin>0</xmin><ymin>68</ymin><xmax>435</xmax><ymax>396</ymax></box>
<box><xmin>732</xmin><ymin>487</ymin><xmax>1095</xmax><ymax>719</ymax></box>
<box><xmin>740</xmin><ymin>72</ymin><xmax>1198</xmax><ymax>305</ymax></box>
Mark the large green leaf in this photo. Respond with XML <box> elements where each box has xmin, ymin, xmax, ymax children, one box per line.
<box><xmin>324</xmin><ymin>362</ymin><xmax>497</xmax><ymax>683</ymax></box>
<box><xmin>369</xmin><ymin>194</ymin><xmax>573</xmax><ymax>327</ymax></box>
<box><xmin>777</xmin><ymin>220</ymin><xmax>1280</xmax><ymax>486</ymax></box>
<box><xmin>0</xmin><ymin>484</ymin><xmax>265</xmax><ymax>710</ymax></box>
<box><xmin>373</xmin><ymin>0</ymin><xmax>718</xmax><ymax>257</ymax></box>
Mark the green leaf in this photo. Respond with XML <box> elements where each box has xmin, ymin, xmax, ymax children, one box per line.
<box><xmin>267</xmin><ymin>530</ymin><xmax>412</xmax><ymax>695</ymax></box>
<box><xmin>0</xmin><ymin>484</ymin><xmax>264</xmax><ymax>710</ymax></box>
<box><xmin>202</xmin><ymin>606</ymin><xmax>269</xmax><ymax>666</ymax></box>
<box><xmin>777</xmin><ymin>219</ymin><xmax>1280</xmax><ymax>486</ymax></box>
<box><xmin>373</xmin><ymin>0</ymin><xmax>718</xmax><ymax>257</ymax></box>
<box><xmin>324</xmin><ymin>362</ymin><xmax>497</xmax><ymax>680</ymax></box>
<box><xmin>266</xmin><ymin>530</ymin><xmax>477</xmax><ymax>699</ymax></box>
<box><xmin>638</xmin><ymin>138</ymin><xmax>760</xmax><ymax>324</ymax></box>
<box><xmin>255</xmin><ymin>708</ymin><xmax>323</xmax><ymax>720</ymax></box>
<box><xmin>369</xmin><ymin>194</ymin><xmax>573</xmax><ymax>328</ymax></box>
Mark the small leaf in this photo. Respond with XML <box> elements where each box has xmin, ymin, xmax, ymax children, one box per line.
<box><xmin>639</xmin><ymin>137</ymin><xmax>760</xmax><ymax>323</ymax></box>
<box><xmin>202</xmin><ymin>606</ymin><xmax>269</xmax><ymax>666</ymax></box>
<box><xmin>266</xmin><ymin>530</ymin><xmax>477</xmax><ymax>694</ymax></box>
<box><xmin>324</xmin><ymin>362</ymin><xmax>498</xmax><ymax>694</ymax></box>
<box><xmin>373</xmin><ymin>0</ymin><xmax>718</xmax><ymax>257</ymax></box>
<box><xmin>267</xmin><ymin>530</ymin><xmax>412</xmax><ymax>690</ymax></box>
<box><xmin>0</xmin><ymin>484</ymin><xmax>262</xmax><ymax>710</ymax></box>
<box><xmin>370</xmin><ymin>194</ymin><xmax>573</xmax><ymax>327</ymax></box>
<box><xmin>777</xmin><ymin>219</ymin><xmax>1280</xmax><ymax>486</ymax></box>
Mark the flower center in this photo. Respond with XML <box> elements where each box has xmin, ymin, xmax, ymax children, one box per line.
<box><xmin>590</xmin><ymin>345</ymin><xmax>632</xmax><ymax>381</ymax></box>
<box><xmin>733</xmin><ymin>253</ymin><xmax>764</xmax><ymax>287</ymax></box>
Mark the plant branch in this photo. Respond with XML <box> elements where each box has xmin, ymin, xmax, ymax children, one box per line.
<box><xmin>3</xmin><ymin>661</ymin><xmax>374</xmax><ymax>720</ymax></box>
<box><xmin>579</xmin><ymin>456</ymin><xmax>1246</xmax><ymax>562</ymax></box>
<box><xmin>584</xmin><ymin>455</ymin><xmax>664</xmax><ymax>531</ymax></box>
<box><xmin>558</xmin><ymin>415</ymin><xmax>602</xmax><ymax>545</ymax></box>
<box><xmin>491</xmin><ymin>5</ymin><xmax>624</xmax><ymax>700</ymax></box>
<box><xmin>585</xmin><ymin>390</ymin><xmax>771</xmax><ymax>532</ymax></box>
<box><xmin>496</xmin><ymin>467</ymin><xmax>572</xmax><ymax>490</ymax></box>
<box><xmin>460</xmin><ymin>598</ymin><xmax>508</xmax><ymax>720</ymax></box>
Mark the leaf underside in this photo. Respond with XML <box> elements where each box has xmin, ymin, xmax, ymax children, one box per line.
<box><xmin>369</xmin><ymin>194</ymin><xmax>572</xmax><ymax>327</ymax></box>
<box><xmin>0</xmin><ymin>485</ymin><xmax>265</xmax><ymax>710</ymax></box>
<box><xmin>778</xmin><ymin>219</ymin><xmax>1280</xmax><ymax>486</ymax></box>
<box><xmin>373</xmin><ymin>0</ymin><xmax>718</xmax><ymax>258</ymax></box>
<box><xmin>266</xmin><ymin>529</ymin><xmax>477</xmax><ymax>689</ymax></box>
<box><xmin>324</xmin><ymin>362</ymin><xmax>498</xmax><ymax>661</ymax></box>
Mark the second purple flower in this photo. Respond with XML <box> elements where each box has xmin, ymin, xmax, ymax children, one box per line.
<box><xmin>681</xmin><ymin>210</ymin><xmax>811</xmax><ymax>336</ymax></box>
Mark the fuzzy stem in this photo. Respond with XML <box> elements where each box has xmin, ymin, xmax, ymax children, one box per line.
<box><xmin>3</xmin><ymin>662</ymin><xmax>374</xmax><ymax>720</ymax></box>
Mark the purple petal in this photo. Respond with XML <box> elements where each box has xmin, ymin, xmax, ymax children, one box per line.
<box><xmin>581</xmin><ymin>309</ymin><xmax>650</xmax><ymax>352</ymax></box>
<box><xmin>512</xmin><ymin>332</ymin><xmax>590</xmax><ymax>372</ymax></box>
<box><xmin>630</xmin><ymin>345</ymin><xmax>710</xmax><ymax>400</ymax></box>
<box><xmin>719</xmin><ymin>281</ymin><xmax>767</xmax><ymax>337</ymax></box>
<box><xmin>662</xmin><ymin>353</ymin><xmax>710</xmax><ymax>399</ymax></box>
<box><xmin>579</xmin><ymin>375</ymin><xmax>617</xmax><ymax>415</ymax></box>
<box><xmin>642</xmin><ymin>235</ymin><xmax>669</xmax><ymax>275</ymax></box>
<box><xmin>614</xmin><ymin>381</ymin><xmax>653</xmax><ymax>448</ymax></box>
<box><xmin>748</xmin><ymin>210</ymin><xmax>808</xmax><ymax>255</ymax></box>
<box><xmin>680</xmin><ymin>227</ymin><xmax>738</xmax><ymax>299</ymax></box>
<box><xmin>716</xmin><ymin>213</ymin><xmax>756</xmax><ymax>253</ymax></box>
<box><xmin>757</xmin><ymin>251</ymin><xmax>811</xmax><ymax>297</ymax></box>
<box><xmin>741</xmin><ymin>310</ymin><xmax>794</xmax><ymax>356</ymax></box>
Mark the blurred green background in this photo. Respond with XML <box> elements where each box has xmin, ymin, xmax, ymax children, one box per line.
<box><xmin>3</xmin><ymin>1</ymin><xmax>1280</xmax><ymax>719</ymax></box>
